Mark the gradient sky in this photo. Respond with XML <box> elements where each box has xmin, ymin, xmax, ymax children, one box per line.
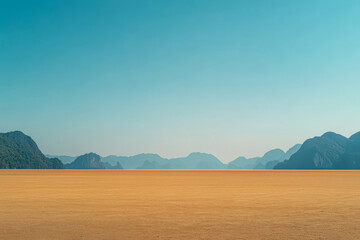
<box><xmin>1</xmin><ymin>0</ymin><xmax>360</xmax><ymax>162</ymax></box>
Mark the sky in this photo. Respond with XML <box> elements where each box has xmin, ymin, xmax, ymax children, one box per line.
<box><xmin>1</xmin><ymin>0</ymin><xmax>360</xmax><ymax>162</ymax></box>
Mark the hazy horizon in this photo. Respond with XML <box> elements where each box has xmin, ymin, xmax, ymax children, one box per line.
<box><xmin>47</xmin><ymin>149</ymin><xmax>299</xmax><ymax>163</ymax></box>
<box><xmin>38</xmin><ymin>129</ymin><xmax>360</xmax><ymax>162</ymax></box>
<box><xmin>1</xmin><ymin>0</ymin><xmax>360</xmax><ymax>162</ymax></box>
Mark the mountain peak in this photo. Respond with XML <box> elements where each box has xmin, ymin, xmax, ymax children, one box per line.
<box><xmin>321</xmin><ymin>131</ymin><xmax>344</xmax><ymax>139</ymax></box>
<box><xmin>4</xmin><ymin>131</ymin><xmax>32</xmax><ymax>143</ymax></box>
<box><xmin>66</xmin><ymin>152</ymin><xmax>104</xmax><ymax>169</ymax></box>
<box><xmin>5</xmin><ymin>130</ymin><xmax>26</xmax><ymax>136</ymax></box>
<box><xmin>263</xmin><ymin>149</ymin><xmax>285</xmax><ymax>158</ymax></box>
<box><xmin>82</xmin><ymin>152</ymin><xmax>100</xmax><ymax>158</ymax></box>
<box><xmin>188</xmin><ymin>152</ymin><xmax>214</xmax><ymax>158</ymax></box>
<box><xmin>187</xmin><ymin>152</ymin><xmax>220</xmax><ymax>162</ymax></box>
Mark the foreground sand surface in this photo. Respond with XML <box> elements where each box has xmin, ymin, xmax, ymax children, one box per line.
<box><xmin>1</xmin><ymin>170</ymin><xmax>360</xmax><ymax>240</ymax></box>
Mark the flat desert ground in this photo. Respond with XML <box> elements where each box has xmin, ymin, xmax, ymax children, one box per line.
<box><xmin>1</xmin><ymin>170</ymin><xmax>360</xmax><ymax>240</ymax></box>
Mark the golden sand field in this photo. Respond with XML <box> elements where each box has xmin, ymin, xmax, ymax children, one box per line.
<box><xmin>1</xmin><ymin>170</ymin><xmax>360</xmax><ymax>240</ymax></box>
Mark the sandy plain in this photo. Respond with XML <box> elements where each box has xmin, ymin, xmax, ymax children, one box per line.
<box><xmin>0</xmin><ymin>170</ymin><xmax>360</xmax><ymax>240</ymax></box>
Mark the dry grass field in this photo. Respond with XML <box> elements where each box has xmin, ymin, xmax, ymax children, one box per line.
<box><xmin>1</xmin><ymin>170</ymin><xmax>360</xmax><ymax>240</ymax></box>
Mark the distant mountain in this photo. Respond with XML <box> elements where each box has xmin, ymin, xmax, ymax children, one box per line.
<box><xmin>103</xmin><ymin>147</ymin><xmax>302</xmax><ymax>170</ymax></box>
<box><xmin>48</xmin><ymin>154</ymin><xmax>123</xmax><ymax>169</ymax></box>
<box><xmin>103</xmin><ymin>161</ymin><xmax>123</xmax><ymax>169</ymax></box>
<box><xmin>274</xmin><ymin>132</ymin><xmax>360</xmax><ymax>169</ymax></box>
<box><xmin>254</xmin><ymin>149</ymin><xmax>286</xmax><ymax>169</ymax></box>
<box><xmin>137</xmin><ymin>160</ymin><xmax>163</xmax><ymax>169</ymax></box>
<box><xmin>102</xmin><ymin>153</ymin><xmax>167</xmax><ymax>169</ymax></box>
<box><xmin>65</xmin><ymin>153</ymin><xmax>105</xmax><ymax>169</ymax></box>
<box><xmin>285</xmin><ymin>144</ymin><xmax>302</xmax><ymax>159</ymax></box>
<box><xmin>0</xmin><ymin>131</ymin><xmax>63</xmax><ymax>169</ymax></box>
<box><xmin>227</xmin><ymin>156</ymin><xmax>260</xmax><ymax>169</ymax></box>
<box><xmin>265</xmin><ymin>159</ymin><xmax>282</xmax><ymax>170</ymax></box>
<box><xmin>160</xmin><ymin>152</ymin><xmax>225</xmax><ymax>169</ymax></box>
<box><xmin>102</xmin><ymin>152</ymin><xmax>225</xmax><ymax>170</ymax></box>
<box><xmin>46</xmin><ymin>155</ymin><xmax>77</xmax><ymax>164</ymax></box>
<box><xmin>264</xmin><ymin>144</ymin><xmax>302</xmax><ymax>169</ymax></box>
<box><xmin>227</xmin><ymin>144</ymin><xmax>301</xmax><ymax>169</ymax></box>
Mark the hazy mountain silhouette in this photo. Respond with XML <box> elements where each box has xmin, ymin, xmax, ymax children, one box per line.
<box><xmin>7</xmin><ymin>130</ymin><xmax>360</xmax><ymax>170</ymax></box>
<box><xmin>56</xmin><ymin>146</ymin><xmax>302</xmax><ymax>170</ymax></box>
<box><xmin>0</xmin><ymin>131</ymin><xmax>63</xmax><ymax>169</ymax></box>
<box><xmin>65</xmin><ymin>153</ymin><xmax>105</xmax><ymax>169</ymax></box>
<box><xmin>46</xmin><ymin>155</ymin><xmax>76</xmax><ymax>164</ymax></box>
<box><xmin>50</xmin><ymin>153</ymin><xmax>165</xmax><ymax>169</ymax></box>
<box><xmin>103</xmin><ymin>152</ymin><xmax>224</xmax><ymax>170</ymax></box>
<box><xmin>274</xmin><ymin>132</ymin><xmax>360</xmax><ymax>169</ymax></box>
<box><xmin>137</xmin><ymin>160</ymin><xmax>164</xmax><ymax>169</ymax></box>
<box><xmin>102</xmin><ymin>153</ymin><xmax>167</xmax><ymax>169</ymax></box>
<box><xmin>103</xmin><ymin>161</ymin><xmax>123</xmax><ymax>169</ymax></box>
<box><xmin>227</xmin><ymin>144</ymin><xmax>301</xmax><ymax>169</ymax></box>
<box><xmin>254</xmin><ymin>149</ymin><xmax>286</xmax><ymax>169</ymax></box>
<box><xmin>264</xmin><ymin>144</ymin><xmax>302</xmax><ymax>169</ymax></box>
<box><xmin>285</xmin><ymin>144</ymin><xmax>302</xmax><ymax>159</ymax></box>
<box><xmin>159</xmin><ymin>152</ymin><xmax>225</xmax><ymax>169</ymax></box>
<box><xmin>227</xmin><ymin>156</ymin><xmax>256</xmax><ymax>169</ymax></box>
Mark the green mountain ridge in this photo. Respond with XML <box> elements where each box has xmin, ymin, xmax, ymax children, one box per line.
<box><xmin>0</xmin><ymin>131</ymin><xmax>63</xmax><ymax>169</ymax></box>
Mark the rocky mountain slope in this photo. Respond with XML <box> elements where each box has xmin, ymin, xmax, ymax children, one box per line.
<box><xmin>65</xmin><ymin>153</ymin><xmax>105</xmax><ymax>169</ymax></box>
<box><xmin>0</xmin><ymin>131</ymin><xmax>63</xmax><ymax>169</ymax></box>
<box><xmin>274</xmin><ymin>132</ymin><xmax>360</xmax><ymax>169</ymax></box>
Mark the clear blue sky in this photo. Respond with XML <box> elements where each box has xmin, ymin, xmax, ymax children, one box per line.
<box><xmin>1</xmin><ymin>0</ymin><xmax>360</xmax><ymax>162</ymax></box>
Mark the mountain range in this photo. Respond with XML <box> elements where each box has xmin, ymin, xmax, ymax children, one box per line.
<box><xmin>226</xmin><ymin>144</ymin><xmax>302</xmax><ymax>170</ymax></box>
<box><xmin>53</xmin><ymin>145</ymin><xmax>301</xmax><ymax>170</ymax></box>
<box><xmin>2</xmin><ymin>130</ymin><xmax>360</xmax><ymax>170</ymax></box>
<box><xmin>137</xmin><ymin>152</ymin><xmax>225</xmax><ymax>170</ymax></box>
